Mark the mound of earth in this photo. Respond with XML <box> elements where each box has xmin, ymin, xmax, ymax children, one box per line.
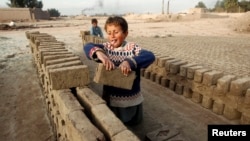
<box><xmin>232</xmin><ymin>12</ymin><xmax>250</xmax><ymax>32</ymax></box>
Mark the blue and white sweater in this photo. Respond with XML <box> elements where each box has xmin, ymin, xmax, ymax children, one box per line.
<box><xmin>84</xmin><ymin>41</ymin><xmax>155</xmax><ymax>107</ymax></box>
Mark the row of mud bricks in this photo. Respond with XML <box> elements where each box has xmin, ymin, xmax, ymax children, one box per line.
<box><xmin>80</xmin><ymin>30</ymin><xmax>250</xmax><ymax>124</ymax></box>
<box><xmin>25</xmin><ymin>31</ymin><xmax>140</xmax><ymax>141</ymax></box>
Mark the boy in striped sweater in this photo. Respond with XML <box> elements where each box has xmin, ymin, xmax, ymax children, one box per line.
<box><xmin>84</xmin><ymin>16</ymin><xmax>155</xmax><ymax>125</ymax></box>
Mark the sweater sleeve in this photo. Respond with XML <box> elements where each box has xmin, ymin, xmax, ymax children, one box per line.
<box><xmin>83</xmin><ymin>43</ymin><xmax>105</xmax><ymax>62</ymax></box>
<box><xmin>125</xmin><ymin>49</ymin><xmax>155</xmax><ymax>70</ymax></box>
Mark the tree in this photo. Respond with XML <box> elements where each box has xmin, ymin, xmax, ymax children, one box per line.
<box><xmin>195</xmin><ymin>1</ymin><xmax>207</xmax><ymax>8</ymax></box>
<box><xmin>47</xmin><ymin>8</ymin><xmax>60</xmax><ymax>17</ymax></box>
<box><xmin>224</xmin><ymin>0</ymin><xmax>239</xmax><ymax>12</ymax></box>
<box><xmin>7</xmin><ymin>0</ymin><xmax>25</xmax><ymax>7</ymax></box>
<box><xmin>238</xmin><ymin>0</ymin><xmax>250</xmax><ymax>11</ymax></box>
<box><xmin>7</xmin><ymin>0</ymin><xmax>43</xmax><ymax>8</ymax></box>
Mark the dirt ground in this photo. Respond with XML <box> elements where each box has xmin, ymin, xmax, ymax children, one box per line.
<box><xmin>0</xmin><ymin>12</ymin><xmax>249</xmax><ymax>141</ymax></box>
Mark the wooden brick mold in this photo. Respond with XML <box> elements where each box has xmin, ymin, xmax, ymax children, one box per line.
<box><xmin>26</xmin><ymin>31</ymin><xmax>140</xmax><ymax>141</ymax></box>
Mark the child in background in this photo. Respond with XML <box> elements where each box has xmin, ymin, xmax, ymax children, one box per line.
<box><xmin>90</xmin><ymin>18</ymin><xmax>104</xmax><ymax>38</ymax></box>
<box><xmin>84</xmin><ymin>16</ymin><xmax>155</xmax><ymax>125</ymax></box>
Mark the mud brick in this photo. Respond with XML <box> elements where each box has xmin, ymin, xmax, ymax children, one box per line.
<box><xmin>154</xmin><ymin>67</ymin><xmax>168</xmax><ymax>77</ymax></box>
<box><xmin>155</xmin><ymin>55</ymin><xmax>168</xmax><ymax>65</ymax></box>
<box><xmin>49</xmin><ymin>65</ymin><xmax>89</xmax><ymax>90</ymax></box>
<box><xmin>144</xmin><ymin>71</ymin><xmax>151</xmax><ymax>79</ymax></box>
<box><xmin>194</xmin><ymin>68</ymin><xmax>211</xmax><ymax>83</ymax></box>
<box><xmin>191</xmin><ymin>92</ymin><xmax>202</xmax><ymax>103</ymax></box>
<box><xmin>175</xmin><ymin>83</ymin><xmax>183</xmax><ymax>95</ymax></box>
<box><xmin>213</xmin><ymin>75</ymin><xmax>236</xmax><ymax>95</ymax></box>
<box><xmin>30</xmin><ymin>34</ymin><xmax>51</xmax><ymax>43</ymax></box>
<box><xmin>169</xmin><ymin>80</ymin><xmax>176</xmax><ymax>91</ymax></box>
<box><xmin>157</xmin><ymin>56</ymin><xmax>174</xmax><ymax>67</ymax></box>
<box><xmin>212</xmin><ymin>101</ymin><xmax>225</xmax><ymax>115</ymax></box>
<box><xmin>35</xmin><ymin>37</ymin><xmax>56</xmax><ymax>44</ymax></box>
<box><xmin>161</xmin><ymin>77</ymin><xmax>170</xmax><ymax>87</ymax></box>
<box><xmin>93</xmin><ymin>64</ymin><xmax>136</xmax><ymax>90</ymax></box>
<box><xmin>192</xmin><ymin>82</ymin><xmax>215</xmax><ymax>97</ymax></box>
<box><xmin>155</xmin><ymin>74</ymin><xmax>162</xmax><ymax>84</ymax></box>
<box><xmin>80</xmin><ymin>30</ymin><xmax>90</xmax><ymax>36</ymax></box>
<box><xmin>201</xmin><ymin>96</ymin><xmax>213</xmax><ymax>109</ymax></box>
<box><xmin>165</xmin><ymin>59</ymin><xmax>180</xmax><ymax>72</ymax></box>
<box><xmin>187</xmin><ymin>66</ymin><xmax>203</xmax><ymax>79</ymax></box>
<box><xmin>37</xmin><ymin>45</ymin><xmax>65</xmax><ymax>52</ymax></box>
<box><xmin>240</xmin><ymin>112</ymin><xmax>250</xmax><ymax>124</ymax></box>
<box><xmin>140</xmin><ymin>69</ymin><xmax>145</xmax><ymax>77</ymax></box>
<box><xmin>46</xmin><ymin>60</ymin><xmax>83</xmax><ymax>73</ymax></box>
<box><xmin>112</xmin><ymin>130</ymin><xmax>140</xmax><ymax>141</ymax></box>
<box><xmin>76</xmin><ymin>87</ymin><xmax>106</xmax><ymax>111</ymax></box>
<box><xmin>37</xmin><ymin>47</ymin><xmax>66</xmax><ymax>55</ymax></box>
<box><xmin>180</xmin><ymin>63</ymin><xmax>198</xmax><ymax>77</ymax></box>
<box><xmin>223</xmin><ymin>105</ymin><xmax>241</xmax><ymax>120</ymax></box>
<box><xmin>25</xmin><ymin>31</ymin><xmax>39</xmax><ymax>39</ymax></box>
<box><xmin>41</xmin><ymin>52</ymin><xmax>73</xmax><ymax>64</ymax></box>
<box><xmin>52</xmin><ymin>89</ymin><xmax>83</xmax><ymax>120</ymax></box>
<box><xmin>169</xmin><ymin>61</ymin><xmax>188</xmax><ymax>74</ymax></box>
<box><xmin>38</xmin><ymin>41</ymin><xmax>65</xmax><ymax>47</ymax></box>
<box><xmin>86</xmin><ymin>35</ymin><xmax>95</xmax><ymax>43</ymax></box>
<box><xmin>39</xmin><ymin>49</ymin><xmax>68</xmax><ymax>60</ymax></box>
<box><xmin>151</xmin><ymin>55</ymin><xmax>159</xmax><ymax>66</ymax></box>
<box><xmin>37</xmin><ymin>44</ymin><xmax>65</xmax><ymax>49</ymax></box>
<box><xmin>229</xmin><ymin>77</ymin><xmax>250</xmax><ymax>96</ymax></box>
<box><xmin>244</xmin><ymin>89</ymin><xmax>250</xmax><ymax>105</ymax></box>
<box><xmin>183</xmin><ymin>86</ymin><xmax>192</xmax><ymax>98</ymax></box>
<box><xmin>91</xmin><ymin>104</ymin><xmax>127</xmax><ymax>139</ymax></box>
<box><xmin>45</xmin><ymin>56</ymin><xmax>80</xmax><ymax>68</ymax></box>
<box><xmin>150</xmin><ymin>72</ymin><xmax>157</xmax><ymax>82</ymax></box>
<box><xmin>202</xmin><ymin>70</ymin><xmax>224</xmax><ymax>86</ymax></box>
<box><xmin>43</xmin><ymin>54</ymin><xmax>75</xmax><ymax>65</ymax></box>
<box><xmin>67</xmin><ymin>110</ymin><xmax>106</xmax><ymax>141</ymax></box>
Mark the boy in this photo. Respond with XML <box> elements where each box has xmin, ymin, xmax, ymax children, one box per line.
<box><xmin>90</xmin><ymin>18</ymin><xmax>103</xmax><ymax>38</ymax></box>
<box><xmin>84</xmin><ymin>16</ymin><xmax>155</xmax><ymax>125</ymax></box>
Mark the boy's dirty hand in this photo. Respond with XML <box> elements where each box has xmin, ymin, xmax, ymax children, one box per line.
<box><xmin>119</xmin><ymin>61</ymin><xmax>131</xmax><ymax>76</ymax></box>
<box><xmin>96</xmin><ymin>51</ymin><xmax>115</xmax><ymax>70</ymax></box>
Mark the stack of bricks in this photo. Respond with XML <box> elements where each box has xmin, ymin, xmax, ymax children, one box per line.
<box><xmin>142</xmin><ymin>54</ymin><xmax>250</xmax><ymax>124</ymax></box>
<box><xmin>80</xmin><ymin>30</ymin><xmax>250</xmax><ymax>125</ymax></box>
<box><xmin>26</xmin><ymin>31</ymin><xmax>140</xmax><ymax>141</ymax></box>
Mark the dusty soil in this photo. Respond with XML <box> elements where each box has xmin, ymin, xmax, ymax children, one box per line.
<box><xmin>0</xmin><ymin>12</ymin><xmax>249</xmax><ymax>141</ymax></box>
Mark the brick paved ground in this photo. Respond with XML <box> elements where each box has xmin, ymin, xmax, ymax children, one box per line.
<box><xmin>128</xmin><ymin>35</ymin><xmax>250</xmax><ymax>78</ymax></box>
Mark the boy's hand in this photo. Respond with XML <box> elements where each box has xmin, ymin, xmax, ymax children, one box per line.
<box><xmin>119</xmin><ymin>61</ymin><xmax>131</xmax><ymax>76</ymax></box>
<box><xmin>96</xmin><ymin>51</ymin><xmax>114</xmax><ymax>70</ymax></box>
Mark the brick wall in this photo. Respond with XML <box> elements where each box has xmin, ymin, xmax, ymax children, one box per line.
<box><xmin>80</xmin><ymin>30</ymin><xmax>250</xmax><ymax>125</ymax></box>
<box><xmin>25</xmin><ymin>31</ymin><xmax>140</xmax><ymax>141</ymax></box>
<box><xmin>0</xmin><ymin>8</ymin><xmax>49</xmax><ymax>22</ymax></box>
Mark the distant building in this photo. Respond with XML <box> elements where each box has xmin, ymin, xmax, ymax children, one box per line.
<box><xmin>188</xmin><ymin>8</ymin><xmax>207</xmax><ymax>14</ymax></box>
<box><xmin>0</xmin><ymin>8</ymin><xmax>50</xmax><ymax>22</ymax></box>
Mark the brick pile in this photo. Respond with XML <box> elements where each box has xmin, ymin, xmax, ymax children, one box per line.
<box><xmin>25</xmin><ymin>31</ymin><xmax>140</xmax><ymax>141</ymax></box>
<box><xmin>80</xmin><ymin>30</ymin><xmax>250</xmax><ymax>125</ymax></box>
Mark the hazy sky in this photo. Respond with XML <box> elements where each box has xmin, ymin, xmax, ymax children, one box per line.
<box><xmin>0</xmin><ymin>0</ymin><xmax>218</xmax><ymax>15</ymax></box>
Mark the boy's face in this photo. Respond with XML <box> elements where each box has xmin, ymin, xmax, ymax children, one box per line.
<box><xmin>106</xmin><ymin>24</ymin><xmax>128</xmax><ymax>48</ymax></box>
<box><xmin>92</xmin><ymin>22</ymin><xmax>97</xmax><ymax>27</ymax></box>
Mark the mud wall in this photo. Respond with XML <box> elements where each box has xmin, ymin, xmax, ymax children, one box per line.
<box><xmin>80</xmin><ymin>31</ymin><xmax>250</xmax><ymax>125</ymax></box>
<box><xmin>25</xmin><ymin>31</ymin><xmax>140</xmax><ymax>141</ymax></box>
<box><xmin>0</xmin><ymin>8</ymin><xmax>49</xmax><ymax>22</ymax></box>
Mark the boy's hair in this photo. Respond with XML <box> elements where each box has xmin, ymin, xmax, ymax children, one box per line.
<box><xmin>104</xmin><ymin>16</ymin><xmax>128</xmax><ymax>33</ymax></box>
<box><xmin>91</xmin><ymin>18</ymin><xmax>98</xmax><ymax>24</ymax></box>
